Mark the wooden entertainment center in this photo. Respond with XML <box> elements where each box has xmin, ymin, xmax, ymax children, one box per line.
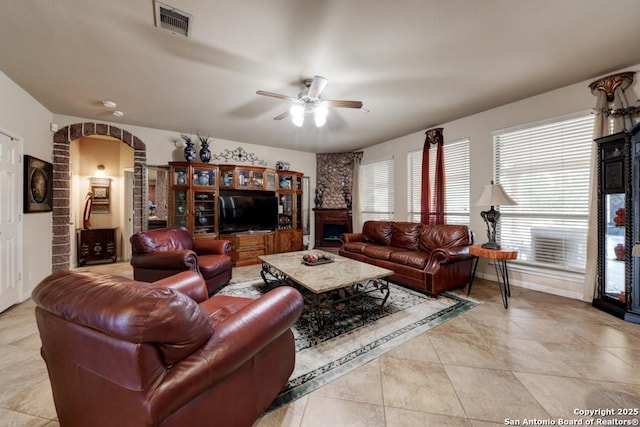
<box><xmin>169</xmin><ymin>162</ymin><xmax>304</xmax><ymax>266</ymax></box>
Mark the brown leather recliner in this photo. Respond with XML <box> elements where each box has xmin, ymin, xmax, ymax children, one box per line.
<box><xmin>130</xmin><ymin>226</ymin><xmax>232</xmax><ymax>294</ymax></box>
<box><xmin>32</xmin><ymin>270</ymin><xmax>303</xmax><ymax>427</ymax></box>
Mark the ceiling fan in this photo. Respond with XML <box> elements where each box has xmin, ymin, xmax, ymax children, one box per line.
<box><xmin>256</xmin><ymin>75</ymin><xmax>364</xmax><ymax>127</ymax></box>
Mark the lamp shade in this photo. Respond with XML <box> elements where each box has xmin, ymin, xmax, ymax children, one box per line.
<box><xmin>475</xmin><ymin>183</ymin><xmax>516</xmax><ymax>207</ymax></box>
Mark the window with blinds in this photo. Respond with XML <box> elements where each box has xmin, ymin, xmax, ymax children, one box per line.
<box><xmin>407</xmin><ymin>138</ymin><xmax>470</xmax><ymax>224</ymax></box>
<box><xmin>493</xmin><ymin>114</ymin><xmax>593</xmax><ymax>274</ymax></box>
<box><xmin>360</xmin><ymin>158</ymin><xmax>394</xmax><ymax>221</ymax></box>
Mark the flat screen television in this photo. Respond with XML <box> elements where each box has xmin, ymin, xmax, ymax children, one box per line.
<box><xmin>218</xmin><ymin>190</ymin><xmax>278</xmax><ymax>233</ymax></box>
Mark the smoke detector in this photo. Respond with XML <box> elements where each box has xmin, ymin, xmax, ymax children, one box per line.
<box><xmin>154</xmin><ymin>1</ymin><xmax>192</xmax><ymax>37</ymax></box>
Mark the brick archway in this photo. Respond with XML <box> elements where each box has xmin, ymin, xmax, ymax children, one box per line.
<box><xmin>51</xmin><ymin>122</ymin><xmax>146</xmax><ymax>273</ymax></box>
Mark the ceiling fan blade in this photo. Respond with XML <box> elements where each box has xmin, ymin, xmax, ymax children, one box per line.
<box><xmin>273</xmin><ymin>111</ymin><xmax>290</xmax><ymax>120</ymax></box>
<box><xmin>323</xmin><ymin>99</ymin><xmax>363</xmax><ymax>109</ymax></box>
<box><xmin>307</xmin><ymin>75</ymin><xmax>328</xmax><ymax>99</ymax></box>
<box><xmin>256</xmin><ymin>90</ymin><xmax>298</xmax><ymax>102</ymax></box>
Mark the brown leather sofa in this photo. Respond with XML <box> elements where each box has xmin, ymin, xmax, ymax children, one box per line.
<box><xmin>32</xmin><ymin>270</ymin><xmax>303</xmax><ymax>427</ymax></box>
<box><xmin>130</xmin><ymin>226</ymin><xmax>232</xmax><ymax>294</ymax></box>
<box><xmin>339</xmin><ymin>220</ymin><xmax>474</xmax><ymax>296</ymax></box>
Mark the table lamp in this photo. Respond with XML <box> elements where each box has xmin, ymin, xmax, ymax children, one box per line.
<box><xmin>475</xmin><ymin>181</ymin><xmax>516</xmax><ymax>249</ymax></box>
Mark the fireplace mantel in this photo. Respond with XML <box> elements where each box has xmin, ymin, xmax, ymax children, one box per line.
<box><xmin>313</xmin><ymin>208</ymin><xmax>352</xmax><ymax>252</ymax></box>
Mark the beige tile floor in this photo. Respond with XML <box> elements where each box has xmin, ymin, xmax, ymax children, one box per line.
<box><xmin>1</xmin><ymin>262</ymin><xmax>639</xmax><ymax>426</ymax></box>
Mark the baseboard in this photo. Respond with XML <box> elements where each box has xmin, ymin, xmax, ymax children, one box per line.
<box><xmin>475</xmin><ymin>271</ymin><xmax>583</xmax><ymax>301</ymax></box>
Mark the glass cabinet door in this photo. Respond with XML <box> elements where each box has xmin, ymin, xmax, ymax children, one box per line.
<box><xmin>605</xmin><ymin>193</ymin><xmax>626</xmax><ymax>301</ymax></box>
<box><xmin>193</xmin><ymin>191</ymin><xmax>216</xmax><ymax>236</ymax></box>
<box><xmin>278</xmin><ymin>174</ymin><xmax>293</xmax><ymax>190</ymax></box>
<box><xmin>172</xmin><ymin>189</ymin><xmax>188</xmax><ymax>227</ymax></box>
<box><xmin>220</xmin><ymin>167</ymin><xmax>235</xmax><ymax>188</ymax></box>
<box><xmin>252</xmin><ymin>170</ymin><xmax>265</xmax><ymax>189</ymax></box>
<box><xmin>237</xmin><ymin>169</ymin><xmax>251</xmax><ymax>188</ymax></box>
<box><xmin>278</xmin><ymin>194</ymin><xmax>293</xmax><ymax>229</ymax></box>
<box><xmin>193</xmin><ymin>166</ymin><xmax>217</xmax><ymax>187</ymax></box>
<box><xmin>172</xmin><ymin>166</ymin><xmax>189</xmax><ymax>186</ymax></box>
<box><xmin>265</xmin><ymin>171</ymin><xmax>276</xmax><ymax>191</ymax></box>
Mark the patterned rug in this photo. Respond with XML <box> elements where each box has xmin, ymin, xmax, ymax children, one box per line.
<box><xmin>217</xmin><ymin>278</ymin><xmax>478</xmax><ymax>411</ymax></box>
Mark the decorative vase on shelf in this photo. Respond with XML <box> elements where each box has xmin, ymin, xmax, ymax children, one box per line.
<box><xmin>198</xmin><ymin>135</ymin><xmax>211</xmax><ymax>163</ymax></box>
<box><xmin>197</xmin><ymin>170</ymin><xmax>209</xmax><ymax>185</ymax></box>
<box><xmin>176</xmin><ymin>171</ymin><xmax>187</xmax><ymax>185</ymax></box>
<box><xmin>181</xmin><ymin>135</ymin><xmax>196</xmax><ymax>162</ymax></box>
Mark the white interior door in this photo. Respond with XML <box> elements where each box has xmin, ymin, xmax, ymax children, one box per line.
<box><xmin>123</xmin><ymin>170</ymin><xmax>135</xmax><ymax>261</ymax></box>
<box><xmin>0</xmin><ymin>132</ymin><xmax>22</xmax><ymax>312</ymax></box>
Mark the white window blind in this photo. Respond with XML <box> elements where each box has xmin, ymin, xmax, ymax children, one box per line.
<box><xmin>360</xmin><ymin>158</ymin><xmax>394</xmax><ymax>221</ymax></box>
<box><xmin>493</xmin><ymin>114</ymin><xmax>593</xmax><ymax>274</ymax></box>
<box><xmin>407</xmin><ymin>138</ymin><xmax>470</xmax><ymax>224</ymax></box>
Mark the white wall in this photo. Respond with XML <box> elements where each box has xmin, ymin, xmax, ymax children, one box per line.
<box><xmin>0</xmin><ymin>72</ymin><xmax>54</xmax><ymax>299</ymax></box>
<box><xmin>362</xmin><ymin>63</ymin><xmax>640</xmax><ymax>301</ymax></box>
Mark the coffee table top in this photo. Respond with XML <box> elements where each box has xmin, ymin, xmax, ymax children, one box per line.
<box><xmin>259</xmin><ymin>250</ymin><xmax>393</xmax><ymax>293</ymax></box>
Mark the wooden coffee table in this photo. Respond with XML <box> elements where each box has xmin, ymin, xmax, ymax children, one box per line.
<box><xmin>259</xmin><ymin>250</ymin><xmax>393</xmax><ymax>329</ymax></box>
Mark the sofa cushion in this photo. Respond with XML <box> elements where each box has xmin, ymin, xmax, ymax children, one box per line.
<box><xmin>341</xmin><ymin>241</ymin><xmax>371</xmax><ymax>254</ymax></box>
<box><xmin>391</xmin><ymin>222</ymin><xmax>422</xmax><ymax>250</ymax></box>
<box><xmin>362</xmin><ymin>221</ymin><xmax>393</xmax><ymax>245</ymax></box>
<box><xmin>363</xmin><ymin>245</ymin><xmax>397</xmax><ymax>260</ymax></box>
<box><xmin>198</xmin><ymin>255</ymin><xmax>233</xmax><ymax>279</ymax></box>
<box><xmin>419</xmin><ymin>224</ymin><xmax>471</xmax><ymax>252</ymax></box>
<box><xmin>389</xmin><ymin>251</ymin><xmax>429</xmax><ymax>269</ymax></box>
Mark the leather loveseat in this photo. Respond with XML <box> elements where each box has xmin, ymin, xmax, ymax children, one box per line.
<box><xmin>32</xmin><ymin>270</ymin><xmax>303</xmax><ymax>427</ymax></box>
<box><xmin>339</xmin><ymin>220</ymin><xmax>474</xmax><ymax>296</ymax></box>
<box><xmin>130</xmin><ymin>226</ymin><xmax>232</xmax><ymax>294</ymax></box>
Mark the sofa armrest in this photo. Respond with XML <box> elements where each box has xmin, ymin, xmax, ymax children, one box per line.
<box><xmin>192</xmin><ymin>239</ymin><xmax>232</xmax><ymax>255</ymax></box>
<box><xmin>431</xmin><ymin>245</ymin><xmax>471</xmax><ymax>263</ymax></box>
<box><xmin>149</xmin><ymin>286</ymin><xmax>304</xmax><ymax>421</ymax></box>
<box><xmin>130</xmin><ymin>250</ymin><xmax>198</xmax><ymax>271</ymax></box>
<box><xmin>153</xmin><ymin>271</ymin><xmax>208</xmax><ymax>303</ymax></box>
<box><xmin>425</xmin><ymin>246</ymin><xmax>472</xmax><ymax>274</ymax></box>
<box><xmin>340</xmin><ymin>233</ymin><xmax>367</xmax><ymax>244</ymax></box>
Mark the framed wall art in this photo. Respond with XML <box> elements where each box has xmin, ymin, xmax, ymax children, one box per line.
<box><xmin>24</xmin><ymin>155</ymin><xmax>53</xmax><ymax>213</ymax></box>
<box><xmin>90</xmin><ymin>177</ymin><xmax>111</xmax><ymax>214</ymax></box>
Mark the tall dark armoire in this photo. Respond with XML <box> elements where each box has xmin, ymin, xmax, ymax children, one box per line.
<box><xmin>594</xmin><ymin>121</ymin><xmax>640</xmax><ymax>323</ymax></box>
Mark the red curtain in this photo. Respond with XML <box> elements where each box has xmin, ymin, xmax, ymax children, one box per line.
<box><xmin>420</xmin><ymin>128</ymin><xmax>446</xmax><ymax>224</ymax></box>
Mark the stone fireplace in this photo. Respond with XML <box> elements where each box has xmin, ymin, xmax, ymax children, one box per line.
<box><xmin>314</xmin><ymin>208</ymin><xmax>352</xmax><ymax>252</ymax></box>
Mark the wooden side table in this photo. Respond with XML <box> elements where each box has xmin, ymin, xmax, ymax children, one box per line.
<box><xmin>77</xmin><ymin>228</ymin><xmax>118</xmax><ymax>266</ymax></box>
<box><xmin>468</xmin><ymin>245</ymin><xmax>518</xmax><ymax>308</ymax></box>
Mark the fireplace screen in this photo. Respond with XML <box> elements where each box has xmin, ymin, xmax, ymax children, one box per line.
<box><xmin>323</xmin><ymin>224</ymin><xmax>347</xmax><ymax>243</ymax></box>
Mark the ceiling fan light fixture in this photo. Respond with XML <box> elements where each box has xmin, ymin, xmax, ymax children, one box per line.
<box><xmin>291</xmin><ymin>104</ymin><xmax>304</xmax><ymax>126</ymax></box>
<box><xmin>290</xmin><ymin>104</ymin><xmax>304</xmax><ymax>118</ymax></box>
<box><xmin>313</xmin><ymin>105</ymin><xmax>328</xmax><ymax>127</ymax></box>
<box><xmin>292</xmin><ymin>115</ymin><xmax>304</xmax><ymax>127</ymax></box>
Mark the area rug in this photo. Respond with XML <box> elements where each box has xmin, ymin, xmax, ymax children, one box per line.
<box><xmin>217</xmin><ymin>278</ymin><xmax>478</xmax><ymax>411</ymax></box>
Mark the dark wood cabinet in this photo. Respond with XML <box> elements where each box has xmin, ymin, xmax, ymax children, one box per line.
<box><xmin>77</xmin><ymin>228</ymin><xmax>117</xmax><ymax>266</ymax></box>
<box><xmin>221</xmin><ymin>231</ymin><xmax>275</xmax><ymax>266</ymax></box>
<box><xmin>169</xmin><ymin>162</ymin><xmax>304</xmax><ymax>265</ymax></box>
<box><xmin>594</xmin><ymin>122</ymin><xmax>640</xmax><ymax>323</ymax></box>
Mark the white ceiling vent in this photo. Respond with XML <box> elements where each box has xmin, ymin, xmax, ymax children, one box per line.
<box><xmin>154</xmin><ymin>1</ymin><xmax>192</xmax><ymax>37</ymax></box>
